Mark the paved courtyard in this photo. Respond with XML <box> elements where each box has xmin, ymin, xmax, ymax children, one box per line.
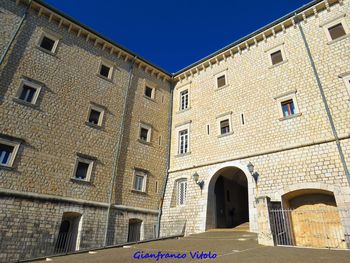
<box><xmin>33</xmin><ymin>230</ymin><xmax>350</xmax><ymax>263</ymax></box>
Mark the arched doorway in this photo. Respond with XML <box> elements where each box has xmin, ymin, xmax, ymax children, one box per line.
<box><xmin>55</xmin><ymin>212</ymin><xmax>82</xmax><ymax>253</ymax></box>
<box><xmin>207</xmin><ymin>166</ymin><xmax>249</xmax><ymax>229</ymax></box>
<box><xmin>282</xmin><ymin>189</ymin><xmax>346</xmax><ymax>248</ymax></box>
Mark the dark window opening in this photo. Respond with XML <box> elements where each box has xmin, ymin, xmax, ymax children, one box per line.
<box><xmin>271</xmin><ymin>50</ymin><xmax>283</xmax><ymax>65</ymax></box>
<box><xmin>88</xmin><ymin>109</ymin><xmax>101</xmax><ymax>125</ymax></box>
<box><xmin>0</xmin><ymin>144</ymin><xmax>14</xmax><ymax>166</ymax></box>
<box><xmin>220</xmin><ymin>119</ymin><xmax>230</xmax><ymax>135</ymax></box>
<box><xmin>145</xmin><ymin>86</ymin><xmax>153</xmax><ymax>98</ymax></box>
<box><xmin>140</xmin><ymin>128</ymin><xmax>149</xmax><ymax>141</ymax></box>
<box><xmin>281</xmin><ymin>99</ymin><xmax>295</xmax><ymax>117</ymax></box>
<box><xmin>217</xmin><ymin>75</ymin><xmax>226</xmax><ymax>88</ymax></box>
<box><xmin>19</xmin><ymin>85</ymin><xmax>36</xmax><ymax>103</ymax></box>
<box><xmin>75</xmin><ymin>162</ymin><xmax>89</xmax><ymax>180</ymax></box>
<box><xmin>40</xmin><ymin>36</ymin><xmax>55</xmax><ymax>52</ymax></box>
<box><xmin>328</xmin><ymin>23</ymin><xmax>346</xmax><ymax>40</ymax></box>
<box><xmin>100</xmin><ymin>64</ymin><xmax>111</xmax><ymax>78</ymax></box>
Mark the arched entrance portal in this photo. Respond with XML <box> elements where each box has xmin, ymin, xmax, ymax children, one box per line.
<box><xmin>207</xmin><ymin>166</ymin><xmax>249</xmax><ymax>229</ymax></box>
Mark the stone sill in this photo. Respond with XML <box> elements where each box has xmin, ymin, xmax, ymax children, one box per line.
<box><xmin>96</xmin><ymin>74</ymin><xmax>113</xmax><ymax>83</ymax></box>
<box><xmin>131</xmin><ymin>189</ymin><xmax>148</xmax><ymax>195</ymax></box>
<box><xmin>217</xmin><ymin>131</ymin><xmax>234</xmax><ymax>138</ymax></box>
<box><xmin>137</xmin><ymin>139</ymin><xmax>152</xmax><ymax>146</ymax></box>
<box><xmin>85</xmin><ymin>121</ymin><xmax>104</xmax><ymax>131</ymax></box>
<box><xmin>36</xmin><ymin>46</ymin><xmax>58</xmax><ymax>57</ymax></box>
<box><xmin>0</xmin><ymin>165</ymin><xmax>14</xmax><ymax>171</ymax></box>
<box><xmin>176</xmin><ymin>107</ymin><xmax>191</xmax><ymax>114</ymax></box>
<box><xmin>215</xmin><ymin>84</ymin><xmax>230</xmax><ymax>91</ymax></box>
<box><xmin>327</xmin><ymin>34</ymin><xmax>350</xmax><ymax>45</ymax></box>
<box><xmin>13</xmin><ymin>98</ymin><xmax>40</xmax><ymax>110</ymax></box>
<box><xmin>279</xmin><ymin>112</ymin><xmax>302</xmax><ymax>121</ymax></box>
<box><xmin>70</xmin><ymin>177</ymin><xmax>92</xmax><ymax>185</ymax></box>
<box><xmin>268</xmin><ymin>59</ymin><xmax>288</xmax><ymax>69</ymax></box>
<box><xmin>175</xmin><ymin>152</ymin><xmax>191</xmax><ymax>158</ymax></box>
<box><xmin>143</xmin><ymin>95</ymin><xmax>156</xmax><ymax>102</ymax></box>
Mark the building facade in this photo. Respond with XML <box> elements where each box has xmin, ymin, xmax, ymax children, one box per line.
<box><xmin>0</xmin><ymin>0</ymin><xmax>349</xmax><ymax>261</ymax></box>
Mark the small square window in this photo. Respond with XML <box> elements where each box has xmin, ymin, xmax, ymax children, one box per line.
<box><xmin>270</xmin><ymin>50</ymin><xmax>283</xmax><ymax>65</ymax></box>
<box><xmin>180</xmin><ymin>89</ymin><xmax>189</xmax><ymax>110</ymax></box>
<box><xmin>328</xmin><ymin>23</ymin><xmax>346</xmax><ymax>40</ymax></box>
<box><xmin>89</xmin><ymin>109</ymin><xmax>101</xmax><ymax>125</ymax></box>
<box><xmin>133</xmin><ymin>170</ymin><xmax>147</xmax><ymax>192</ymax></box>
<box><xmin>140</xmin><ymin>127</ymin><xmax>149</xmax><ymax>141</ymax></box>
<box><xmin>281</xmin><ymin>99</ymin><xmax>295</xmax><ymax>117</ymax></box>
<box><xmin>145</xmin><ymin>86</ymin><xmax>154</xmax><ymax>98</ymax></box>
<box><xmin>87</xmin><ymin>104</ymin><xmax>104</xmax><ymax>127</ymax></box>
<box><xmin>0</xmin><ymin>139</ymin><xmax>19</xmax><ymax>168</ymax></box>
<box><xmin>16</xmin><ymin>80</ymin><xmax>42</xmax><ymax>105</ymax></box>
<box><xmin>217</xmin><ymin>75</ymin><xmax>226</xmax><ymax>88</ymax></box>
<box><xmin>73</xmin><ymin>157</ymin><xmax>93</xmax><ymax>181</ymax></box>
<box><xmin>220</xmin><ymin>119</ymin><xmax>230</xmax><ymax>135</ymax></box>
<box><xmin>100</xmin><ymin>64</ymin><xmax>111</xmax><ymax>78</ymax></box>
<box><xmin>40</xmin><ymin>36</ymin><xmax>55</xmax><ymax>51</ymax></box>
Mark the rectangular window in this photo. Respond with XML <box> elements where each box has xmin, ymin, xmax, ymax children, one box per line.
<box><xmin>38</xmin><ymin>33</ymin><xmax>59</xmax><ymax>53</ymax></box>
<box><xmin>328</xmin><ymin>23</ymin><xmax>346</xmax><ymax>40</ymax></box>
<box><xmin>180</xmin><ymin>89</ymin><xmax>189</xmax><ymax>110</ymax></box>
<box><xmin>87</xmin><ymin>104</ymin><xmax>105</xmax><ymax>127</ymax></box>
<box><xmin>220</xmin><ymin>119</ymin><xmax>230</xmax><ymax>135</ymax></box>
<box><xmin>145</xmin><ymin>86</ymin><xmax>154</xmax><ymax>98</ymax></box>
<box><xmin>140</xmin><ymin>127</ymin><xmax>149</xmax><ymax>141</ymax></box>
<box><xmin>16</xmin><ymin>80</ymin><xmax>42</xmax><ymax>105</ymax></box>
<box><xmin>177</xmin><ymin>180</ymin><xmax>187</xmax><ymax>206</ymax></box>
<box><xmin>281</xmin><ymin>99</ymin><xmax>295</xmax><ymax>117</ymax></box>
<box><xmin>88</xmin><ymin>109</ymin><xmax>101</xmax><ymax>125</ymax></box>
<box><xmin>0</xmin><ymin>139</ymin><xmax>20</xmax><ymax>168</ymax></box>
<box><xmin>217</xmin><ymin>75</ymin><xmax>226</xmax><ymax>88</ymax></box>
<box><xmin>99</xmin><ymin>64</ymin><xmax>111</xmax><ymax>78</ymax></box>
<box><xmin>179</xmin><ymin>129</ymin><xmax>188</xmax><ymax>154</ymax></box>
<box><xmin>73</xmin><ymin>157</ymin><xmax>94</xmax><ymax>181</ymax></box>
<box><xmin>133</xmin><ymin>170</ymin><xmax>147</xmax><ymax>192</ymax></box>
<box><xmin>270</xmin><ymin>50</ymin><xmax>283</xmax><ymax>65</ymax></box>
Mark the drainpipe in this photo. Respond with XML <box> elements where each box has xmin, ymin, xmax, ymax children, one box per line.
<box><xmin>104</xmin><ymin>56</ymin><xmax>137</xmax><ymax>246</ymax></box>
<box><xmin>0</xmin><ymin>0</ymin><xmax>32</xmax><ymax>66</ymax></box>
<box><xmin>294</xmin><ymin>13</ymin><xmax>350</xmax><ymax>187</ymax></box>
<box><xmin>157</xmin><ymin>78</ymin><xmax>175</xmax><ymax>238</ymax></box>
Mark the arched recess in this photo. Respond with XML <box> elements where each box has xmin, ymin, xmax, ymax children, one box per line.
<box><xmin>281</xmin><ymin>189</ymin><xmax>346</xmax><ymax>249</ymax></box>
<box><xmin>55</xmin><ymin>212</ymin><xmax>82</xmax><ymax>253</ymax></box>
<box><xmin>205</xmin><ymin>163</ymin><xmax>256</xmax><ymax>231</ymax></box>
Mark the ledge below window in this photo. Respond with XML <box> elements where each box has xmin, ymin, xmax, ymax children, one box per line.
<box><xmin>96</xmin><ymin>74</ymin><xmax>113</xmax><ymax>83</ymax></box>
<box><xmin>175</xmin><ymin>152</ymin><xmax>191</xmax><ymax>158</ymax></box>
<box><xmin>13</xmin><ymin>98</ymin><xmax>39</xmax><ymax>110</ymax></box>
<box><xmin>279</xmin><ymin>112</ymin><xmax>302</xmax><ymax>121</ymax></box>
<box><xmin>70</xmin><ymin>177</ymin><xmax>92</xmax><ymax>184</ymax></box>
<box><xmin>138</xmin><ymin>139</ymin><xmax>152</xmax><ymax>146</ymax></box>
<box><xmin>269</xmin><ymin>59</ymin><xmax>288</xmax><ymax>69</ymax></box>
<box><xmin>35</xmin><ymin>46</ymin><xmax>58</xmax><ymax>57</ymax></box>
<box><xmin>0</xmin><ymin>165</ymin><xmax>15</xmax><ymax>171</ymax></box>
<box><xmin>143</xmin><ymin>95</ymin><xmax>156</xmax><ymax>102</ymax></box>
<box><xmin>131</xmin><ymin>189</ymin><xmax>147</xmax><ymax>195</ymax></box>
<box><xmin>217</xmin><ymin>131</ymin><xmax>234</xmax><ymax>138</ymax></box>
<box><xmin>85</xmin><ymin>121</ymin><xmax>104</xmax><ymax>130</ymax></box>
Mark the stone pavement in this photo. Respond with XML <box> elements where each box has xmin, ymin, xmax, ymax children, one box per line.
<box><xmin>33</xmin><ymin>231</ymin><xmax>350</xmax><ymax>263</ymax></box>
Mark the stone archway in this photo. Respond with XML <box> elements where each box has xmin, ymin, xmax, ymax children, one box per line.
<box><xmin>205</xmin><ymin>163</ymin><xmax>256</xmax><ymax>231</ymax></box>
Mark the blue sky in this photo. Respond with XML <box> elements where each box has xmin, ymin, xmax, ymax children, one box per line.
<box><xmin>43</xmin><ymin>0</ymin><xmax>313</xmax><ymax>73</ymax></box>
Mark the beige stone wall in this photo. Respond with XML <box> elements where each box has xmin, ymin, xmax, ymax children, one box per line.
<box><xmin>161</xmin><ymin>0</ymin><xmax>350</xmax><ymax>236</ymax></box>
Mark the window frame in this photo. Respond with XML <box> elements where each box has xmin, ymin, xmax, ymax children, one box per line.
<box><xmin>98</xmin><ymin>60</ymin><xmax>114</xmax><ymax>80</ymax></box>
<box><xmin>176</xmin><ymin>82</ymin><xmax>191</xmax><ymax>112</ymax></box>
<box><xmin>274</xmin><ymin>90</ymin><xmax>301</xmax><ymax>120</ymax></box>
<box><xmin>216</xmin><ymin>112</ymin><xmax>233</xmax><ymax>137</ymax></box>
<box><xmin>86</xmin><ymin>104</ymin><xmax>105</xmax><ymax>127</ymax></box>
<box><xmin>72</xmin><ymin>156</ymin><xmax>94</xmax><ymax>182</ymax></box>
<box><xmin>16</xmin><ymin>79</ymin><xmax>42</xmax><ymax>105</ymax></box>
<box><xmin>265</xmin><ymin>43</ymin><xmax>287</xmax><ymax>67</ymax></box>
<box><xmin>144</xmin><ymin>83</ymin><xmax>156</xmax><ymax>100</ymax></box>
<box><xmin>320</xmin><ymin>14</ymin><xmax>349</xmax><ymax>43</ymax></box>
<box><xmin>37</xmin><ymin>31</ymin><xmax>60</xmax><ymax>54</ymax></box>
<box><xmin>133</xmin><ymin>169</ymin><xmax>147</xmax><ymax>193</ymax></box>
<box><xmin>174</xmin><ymin>121</ymin><xmax>191</xmax><ymax>156</ymax></box>
<box><xmin>214</xmin><ymin>69</ymin><xmax>229</xmax><ymax>90</ymax></box>
<box><xmin>0</xmin><ymin>138</ymin><xmax>20</xmax><ymax>168</ymax></box>
<box><xmin>138</xmin><ymin>122</ymin><xmax>152</xmax><ymax>143</ymax></box>
<box><xmin>177</xmin><ymin>179</ymin><xmax>187</xmax><ymax>206</ymax></box>
<box><xmin>179</xmin><ymin>89</ymin><xmax>189</xmax><ymax>111</ymax></box>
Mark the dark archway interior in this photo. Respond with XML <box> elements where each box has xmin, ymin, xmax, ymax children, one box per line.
<box><xmin>214</xmin><ymin>168</ymin><xmax>249</xmax><ymax>228</ymax></box>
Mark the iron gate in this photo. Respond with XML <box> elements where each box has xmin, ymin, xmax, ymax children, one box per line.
<box><xmin>270</xmin><ymin>208</ymin><xmax>350</xmax><ymax>249</ymax></box>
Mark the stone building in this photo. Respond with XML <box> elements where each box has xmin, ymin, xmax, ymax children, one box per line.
<box><xmin>0</xmin><ymin>0</ymin><xmax>349</xmax><ymax>261</ymax></box>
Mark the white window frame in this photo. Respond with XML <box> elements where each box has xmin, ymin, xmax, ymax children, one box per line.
<box><xmin>214</xmin><ymin>69</ymin><xmax>228</xmax><ymax>90</ymax></box>
<box><xmin>0</xmin><ymin>138</ymin><xmax>20</xmax><ymax>168</ymax></box>
<box><xmin>179</xmin><ymin>89</ymin><xmax>189</xmax><ymax>111</ymax></box>
<box><xmin>98</xmin><ymin>59</ymin><xmax>114</xmax><ymax>80</ymax></box>
<box><xmin>87</xmin><ymin>104</ymin><xmax>105</xmax><ymax>127</ymax></box>
<box><xmin>340</xmin><ymin>74</ymin><xmax>350</xmax><ymax>98</ymax></box>
<box><xmin>177</xmin><ymin>179</ymin><xmax>187</xmax><ymax>206</ymax></box>
<box><xmin>144</xmin><ymin>83</ymin><xmax>156</xmax><ymax>100</ymax></box>
<box><xmin>73</xmin><ymin>157</ymin><xmax>94</xmax><ymax>182</ymax></box>
<box><xmin>320</xmin><ymin>14</ymin><xmax>349</xmax><ymax>43</ymax></box>
<box><xmin>274</xmin><ymin>90</ymin><xmax>301</xmax><ymax>120</ymax></box>
<box><xmin>216</xmin><ymin>111</ymin><xmax>233</xmax><ymax>137</ymax></box>
<box><xmin>176</xmin><ymin>82</ymin><xmax>191</xmax><ymax>112</ymax></box>
<box><xmin>133</xmin><ymin>169</ymin><xmax>147</xmax><ymax>192</ymax></box>
<box><xmin>139</xmin><ymin>122</ymin><xmax>152</xmax><ymax>143</ymax></box>
<box><xmin>175</xmin><ymin>122</ymin><xmax>191</xmax><ymax>155</ymax></box>
<box><xmin>16</xmin><ymin>79</ymin><xmax>42</xmax><ymax>105</ymax></box>
<box><xmin>265</xmin><ymin>43</ymin><xmax>287</xmax><ymax>67</ymax></box>
<box><xmin>37</xmin><ymin>30</ymin><xmax>60</xmax><ymax>54</ymax></box>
